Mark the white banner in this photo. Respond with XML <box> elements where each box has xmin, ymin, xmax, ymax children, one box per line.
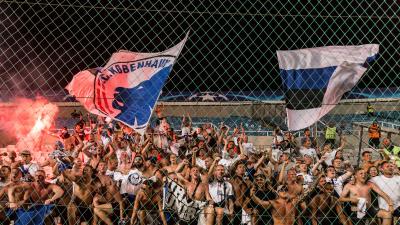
<box><xmin>163</xmin><ymin>178</ymin><xmax>207</xmax><ymax>222</ymax></box>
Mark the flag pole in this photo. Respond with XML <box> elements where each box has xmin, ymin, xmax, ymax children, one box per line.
<box><xmin>314</xmin><ymin>121</ymin><xmax>318</xmax><ymax>149</ymax></box>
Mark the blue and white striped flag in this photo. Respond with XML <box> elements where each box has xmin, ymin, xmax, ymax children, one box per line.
<box><xmin>277</xmin><ymin>44</ymin><xmax>379</xmax><ymax>131</ymax></box>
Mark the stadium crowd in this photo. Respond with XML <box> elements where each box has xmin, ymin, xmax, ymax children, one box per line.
<box><xmin>0</xmin><ymin>109</ymin><xmax>400</xmax><ymax>225</ymax></box>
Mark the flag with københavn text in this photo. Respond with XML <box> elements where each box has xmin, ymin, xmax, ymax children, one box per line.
<box><xmin>66</xmin><ymin>34</ymin><xmax>188</xmax><ymax>134</ymax></box>
<box><xmin>277</xmin><ymin>44</ymin><xmax>379</xmax><ymax>131</ymax></box>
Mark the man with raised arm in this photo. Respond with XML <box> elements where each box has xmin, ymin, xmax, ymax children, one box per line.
<box><xmin>340</xmin><ymin>168</ymin><xmax>393</xmax><ymax>225</ymax></box>
<box><xmin>250</xmin><ymin>184</ymin><xmax>302</xmax><ymax>225</ymax></box>
<box><xmin>369</xmin><ymin>161</ymin><xmax>400</xmax><ymax>223</ymax></box>
<box><xmin>0</xmin><ymin>168</ymin><xmax>23</xmax><ymax>223</ymax></box>
<box><xmin>130</xmin><ymin>179</ymin><xmax>167</xmax><ymax>225</ymax></box>
<box><xmin>176</xmin><ymin>164</ymin><xmax>214</xmax><ymax>225</ymax></box>
<box><xmin>63</xmin><ymin>164</ymin><xmax>97</xmax><ymax>225</ymax></box>
<box><xmin>230</xmin><ymin>160</ymin><xmax>251</xmax><ymax>224</ymax></box>
<box><xmin>309</xmin><ymin>182</ymin><xmax>349</xmax><ymax>225</ymax></box>
<box><xmin>90</xmin><ymin>160</ymin><xmax>125</xmax><ymax>225</ymax></box>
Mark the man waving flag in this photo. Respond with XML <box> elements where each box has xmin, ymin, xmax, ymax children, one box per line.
<box><xmin>66</xmin><ymin>34</ymin><xmax>188</xmax><ymax>134</ymax></box>
<box><xmin>277</xmin><ymin>44</ymin><xmax>379</xmax><ymax>131</ymax></box>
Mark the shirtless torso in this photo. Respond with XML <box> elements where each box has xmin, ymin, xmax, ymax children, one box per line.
<box><xmin>251</xmin><ymin>185</ymin><xmax>300</xmax><ymax>225</ymax></box>
<box><xmin>186</xmin><ymin>179</ymin><xmax>208</xmax><ymax>201</ymax></box>
<box><xmin>340</xmin><ymin>169</ymin><xmax>393</xmax><ymax>225</ymax></box>
<box><xmin>310</xmin><ymin>183</ymin><xmax>348</xmax><ymax>225</ymax></box>
<box><xmin>131</xmin><ymin>181</ymin><xmax>167</xmax><ymax>225</ymax></box>
<box><xmin>64</xmin><ymin>165</ymin><xmax>97</xmax><ymax>225</ymax></box>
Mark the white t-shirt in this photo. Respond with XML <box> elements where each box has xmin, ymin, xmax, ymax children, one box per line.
<box><xmin>169</xmin><ymin>142</ymin><xmax>181</xmax><ymax>156</ymax></box>
<box><xmin>370</xmin><ymin>175</ymin><xmax>400</xmax><ymax>211</ymax></box>
<box><xmin>323</xmin><ymin>150</ymin><xmax>338</xmax><ymax>166</ymax></box>
<box><xmin>242</xmin><ymin>143</ymin><xmax>255</xmax><ymax>154</ymax></box>
<box><xmin>115</xmin><ymin>147</ymin><xmax>132</xmax><ymax>165</ymax></box>
<box><xmin>105</xmin><ymin>169</ymin><xmax>116</xmax><ymax>178</ymax></box>
<box><xmin>181</xmin><ymin>126</ymin><xmax>191</xmax><ymax>136</ymax></box>
<box><xmin>196</xmin><ymin>158</ymin><xmax>206</xmax><ymax>170</ymax></box>
<box><xmin>209</xmin><ymin>181</ymin><xmax>234</xmax><ymax>213</ymax></box>
<box><xmin>113</xmin><ymin>169</ymin><xmax>144</xmax><ymax>195</ymax></box>
<box><xmin>326</xmin><ymin>174</ymin><xmax>348</xmax><ymax>196</ymax></box>
<box><xmin>101</xmin><ymin>135</ymin><xmax>112</xmax><ymax>146</ymax></box>
<box><xmin>219</xmin><ymin>157</ymin><xmax>239</xmax><ymax>171</ymax></box>
<box><xmin>299</xmin><ymin>147</ymin><xmax>318</xmax><ymax>160</ymax></box>
<box><xmin>273</xmin><ymin>135</ymin><xmax>284</xmax><ymax>147</ymax></box>
<box><xmin>21</xmin><ymin>163</ymin><xmax>39</xmax><ymax>177</ymax></box>
<box><xmin>297</xmin><ymin>172</ymin><xmax>314</xmax><ymax>190</ymax></box>
<box><xmin>153</xmin><ymin>134</ymin><xmax>169</xmax><ymax>150</ymax></box>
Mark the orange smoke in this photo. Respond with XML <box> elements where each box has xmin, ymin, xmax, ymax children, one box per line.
<box><xmin>0</xmin><ymin>97</ymin><xmax>58</xmax><ymax>151</ymax></box>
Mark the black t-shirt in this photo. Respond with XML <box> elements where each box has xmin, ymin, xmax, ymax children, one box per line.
<box><xmin>245</xmin><ymin>167</ymin><xmax>256</xmax><ymax>182</ymax></box>
<box><xmin>248</xmin><ymin>188</ymin><xmax>277</xmax><ymax>211</ymax></box>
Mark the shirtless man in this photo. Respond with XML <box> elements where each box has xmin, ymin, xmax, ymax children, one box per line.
<box><xmin>63</xmin><ymin>164</ymin><xmax>97</xmax><ymax>225</ymax></box>
<box><xmin>142</xmin><ymin>157</ymin><xmax>158</xmax><ymax>178</ymax></box>
<box><xmin>0</xmin><ymin>165</ymin><xmax>11</xmax><ymax>187</ymax></box>
<box><xmin>24</xmin><ymin>170</ymin><xmax>64</xmax><ymax>205</ymax></box>
<box><xmin>130</xmin><ymin>179</ymin><xmax>167</xmax><ymax>225</ymax></box>
<box><xmin>51</xmin><ymin>162</ymin><xmax>73</xmax><ymax>225</ymax></box>
<box><xmin>250</xmin><ymin>185</ymin><xmax>302</xmax><ymax>225</ymax></box>
<box><xmin>309</xmin><ymin>182</ymin><xmax>349</xmax><ymax>225</ymax></box>
<box><xmin>8</xmin><ymin>170</ymin><xmax>64</xmax><ymax>224</ymax></box>
<box><xmin>0</xmin><ymin>165</ymin><xmax>11</xmax><ymax>215</ymax></box>
<box><xmin>230</xmin><ymin>161</ymin><xmax>251</xmax><ymax>225</ymax></box>
<box><xmin>118</xmin><ymin>151</ymin><xmax>133</xmax><ymax>174</ymax></box>
<box><xmin>279</xmin><ymin>166</ymin><xmax>307</xmax><ymax>225</ymax></box>
<box><xmin>164</xmin><ymin>154</ymin><xmax>179</xmax><ymax>174</ymax></box>
<box><xmin>340</xmin><ymin>168</ymin><xmax>393</xmax><ymax>225</ymax></box>
<box><xmin>0</xmin><ymin>168</ymin><xmax>22</xmax><ymax>223</ymax></box>
<box><xmin>2</xmin><ymin>151</ymin><xmax>17</xmax><ymax>168</ymax></box>
<box><xmin>176</xmin><ymin>165</ymin><xmax>213</xmax><ymax>225</ymax></box>
<box><xmin>93</xmin><ymin>169</ymin><xmax>125</xmax><ymax>225</ymax></box>
<box><xmin>360</xmin><ymin>150</ymin><xmax>386</xmax><ymax>172</ymax></box>
<box><xmin>278</xmin><ymin>163</ymin><xmax>303</xmax><ymax>198</ymax></box>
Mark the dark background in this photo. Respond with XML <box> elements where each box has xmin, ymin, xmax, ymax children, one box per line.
<box><xmin>0</xmin><ymin>0</ymin><xmax>399</xmax><ymax>100</ymax></box>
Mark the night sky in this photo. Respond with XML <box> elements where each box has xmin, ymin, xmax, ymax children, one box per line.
<box><xmin>0</xmin><ymin>0</ymin><xmax>399</xmax><ymax>100</ymax></box>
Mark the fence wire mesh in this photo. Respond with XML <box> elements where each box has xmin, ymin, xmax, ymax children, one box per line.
<box><xmin>0</xmin><ymin>0</ymin><xmax>400</xmax><ymax>225</ymax></box>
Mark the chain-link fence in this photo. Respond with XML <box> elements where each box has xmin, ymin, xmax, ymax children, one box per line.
<box><xmin>1</xmin><ymin>0</ymin><xmax>400</xmax><ymax>225</ymax></box>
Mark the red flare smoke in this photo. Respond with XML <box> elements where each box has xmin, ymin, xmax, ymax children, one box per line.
<box><xmin>0</xmin><ymin>97</ymin><xmax>58</xmax><ymax>151</ymax></box>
